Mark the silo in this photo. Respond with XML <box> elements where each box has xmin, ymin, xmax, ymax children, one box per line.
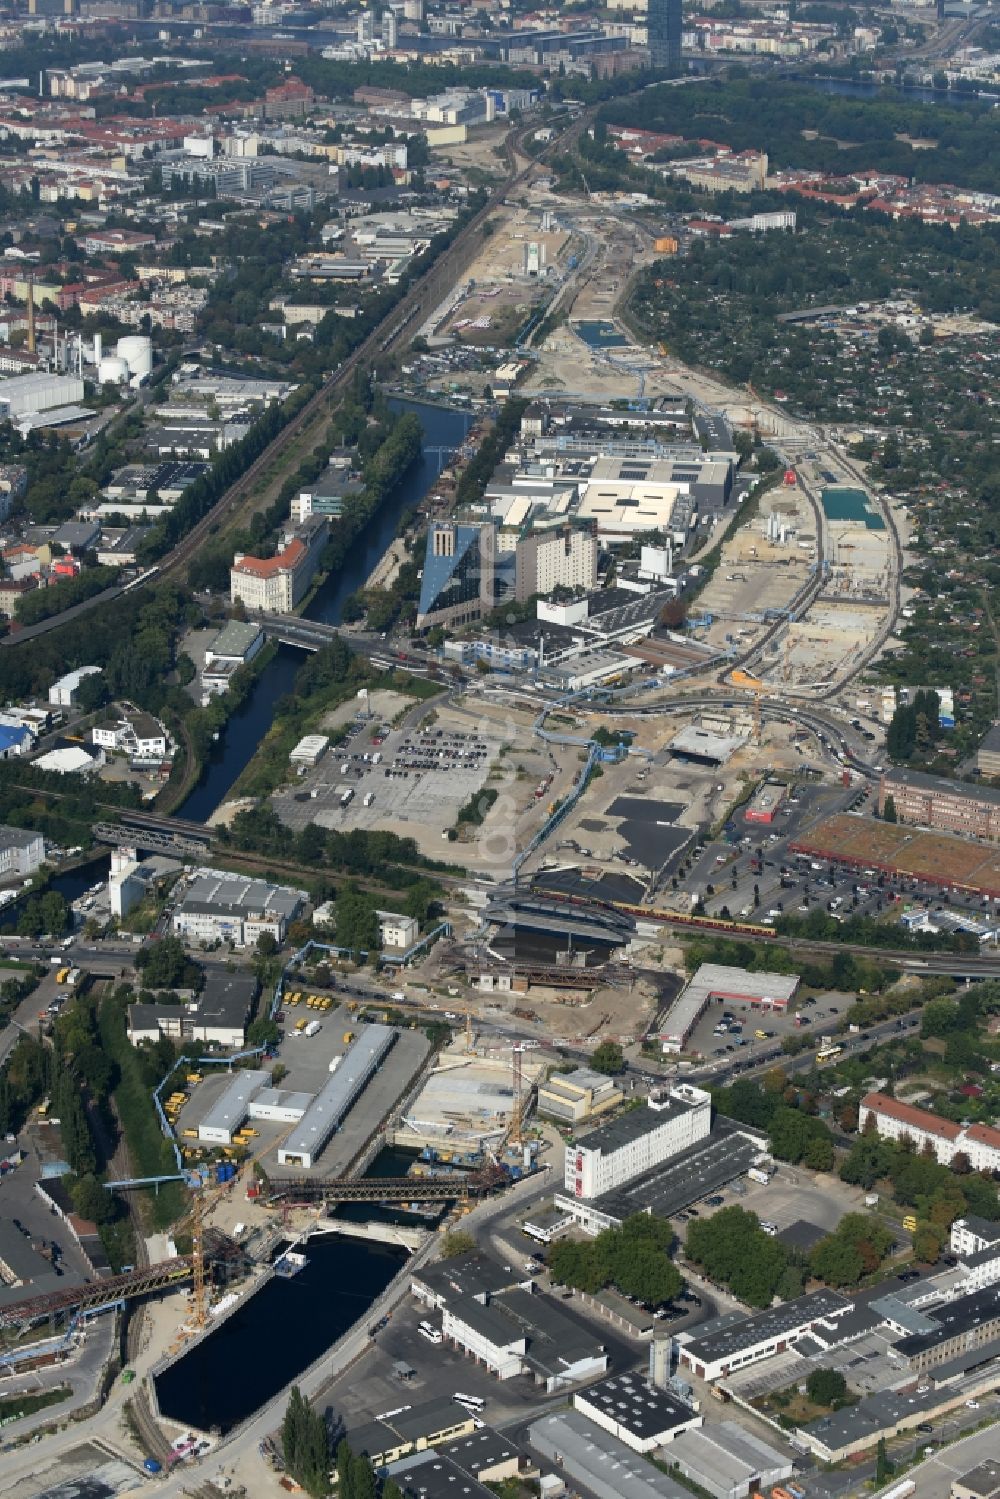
<box><xmin>98</xmin><ymin>356</ymin><xmax>130</xmax><ymax>385</ymax></box>
<box><xmin>116</xmin><ymin>335</ymin><xmax>153</xmax><ymax>381</ymax></box>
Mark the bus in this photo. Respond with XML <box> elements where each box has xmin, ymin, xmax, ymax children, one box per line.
<box><xmin>453</xmin><ymin>1394</ymin><xmax>484</xmax><ymax>1412</ymax></box>
<box><xmin>816</xmin><ymin>1045</ymin><xmax>843</xmax><ymax>1064</ymax></box>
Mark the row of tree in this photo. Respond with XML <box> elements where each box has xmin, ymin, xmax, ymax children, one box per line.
<box><xmin>547</xmin><ymin>1213</ymin><xmax>683</xmax><ymax>1307</ymax></box>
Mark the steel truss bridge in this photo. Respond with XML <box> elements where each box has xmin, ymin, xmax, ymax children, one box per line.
<box><xmin>265</xmin><ymin>1169</ymin><xmax>507</xmax><ymax>1205</ymax></box>
<box><xmin>0</xmin><ymin>1258</ymin><xmax>192</xmax><ymax>1332</ymax></box>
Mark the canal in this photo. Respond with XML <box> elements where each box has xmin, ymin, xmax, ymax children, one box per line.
<box><xmin>154</xmin><ymin>1233</ymin><xmax>406</xmax><ymax>1435</ymax></box>
<box><xmin>176</xmin><ymin>399</ymin><xmax>472</xmax><ymax>824</ymax></box>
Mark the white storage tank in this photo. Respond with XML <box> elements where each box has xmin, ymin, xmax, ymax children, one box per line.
<box><xmin>116</xmin><ymin>335</ymin><xmax>153</xmax><ymax>382</ymax></box>
<box><xmin>98</xmin><ymin>356</ymin><xmax>130</xmax><ymax>385</ymax></box>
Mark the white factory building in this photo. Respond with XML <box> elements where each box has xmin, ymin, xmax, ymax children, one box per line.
<box><xmin>859</xmin><ymin>1092</ymin><xmax>1000</xmax><ymax>1174</ymax></box>
<box><xmin>562</xmin><ymin>1084</ymin><xmax>712</xmax><ymax>1200</ymax></box>
<box><xmin>660</xmin><ymin>964</ymin><xmax>800</xmax><ymax>1054</ymax></box>
<box><xmin>0</xmin><ymin>372</ymin><xmax>85</xmax><ymax>417</ymax></box>
<box><xmin>277</xmin><ymin>1024</ymin><xmax>396</xmax><ymax>1169</ymax></box>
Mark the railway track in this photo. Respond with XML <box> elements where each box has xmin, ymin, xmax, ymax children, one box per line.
<box><xmin>0</xmin><ymin>113</ymin><xmax>586</xmax><ymax>655</ymax></box>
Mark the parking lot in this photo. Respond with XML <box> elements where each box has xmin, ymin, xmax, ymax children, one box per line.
<box><xmin>274</xmin><ymin>717</ymin><xmax>507</xmax><ymax>840</ymax></box>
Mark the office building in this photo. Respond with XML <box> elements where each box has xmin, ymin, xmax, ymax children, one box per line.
<box><xmin>647</xmin><ymin>0</ymin><xmax>682</xmax><ymax>71</ymax></box>
<box><xmin>378</xmin><ymin>910</ymin><xmax>419</xmax><ymax>951</ymax></box>
<box><xmin>172</xmin><ymin>872</ymin><xmax>304</xmax><ymax>947</ymax></box>
<box><xmin>563</xmin><ymin>1084</ymin><xmax>711</xmax><ymax>1199</ymax></box>
<box><xmin>230</xmin><ymin>516</ymin><xmax>329</xmax><ymax>613</ymax></box>
<box><xmin>878</xmin><ymin>767</ymin><xmax>1000</xmax><ymax>841</ymax></box>
<box><xmin>92</xmin><ymin>708</ymin><xmax>171</xmax><ymax>762</ymax></box>
<box><xmin>416</xmin><ymin>521</ymin><xmax>496</xmax><ymax>630</ymax></box>
<box><xmin>0</xmin><ymin>825</ymin><xmax>44</xmax><ymax>878</ymax></box>
<box><xmin>859</xmin><ymin>1092</ymin><xmax>1000</xmax><ymax>1174</ymax></box>
<box><xmin>514</xmin><ymin>524</ymin><xmax>598</xmax><ymax>603</ymax></box>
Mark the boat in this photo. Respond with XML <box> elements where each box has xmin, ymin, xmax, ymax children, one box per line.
<box><xmin>273</xmin><ymin>1250</ymin><xmax>308</xmax><ymax>1278</ymax></box>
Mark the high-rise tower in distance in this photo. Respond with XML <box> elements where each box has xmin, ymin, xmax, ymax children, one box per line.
<box><xmin>648</xmin><ymin>0</ymin><xmax>682</xmax><ymax>70</ymax></box>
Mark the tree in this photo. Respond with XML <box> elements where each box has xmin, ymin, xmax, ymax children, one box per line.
<box><xmin>256</xmin><ymin>932</ymin><xmax>279</xmax><ymax>957</ymax></box>
<box><xmin>590</xmin><ymin>1041</ymin><xmax>624</xmax><ymax>1075</ymax></box>
<box><xmin>810</xmin><ymin>1233</ymin><xmax>864</xmax><ymax>1288</ymax></box>
<box><xmin>72</xmin><ymin>1172</ymin><xmax>114</xmax><ymax>1224</ymax></box>
<box><xmin>876</xmin><ymin>1436</ymin><xmax>894</xmax><ymax>1486</ymax></box>
<box><xmin>135</xmin><ymin>935</ymin><xmax>200</xmax><ymax>990</ymax></box>
<box><xmin>806</xmin><ymin>1367</ymin><xmax>848</xmax><ymax>1407</ymax></box>
<box><xmin>283</xmin><ymin>1386</ymin><xmax>331</xmax><ymax>1497</ymax></box>
<box><xmin>883</xmin><ymin>793</ymin><xmax>897</xmax><ymax>823</ymax></box>
<box><xmin>440</xmin><ymin>1230</ymin><xmax>476</xmax><ymax>1259</ymax></box>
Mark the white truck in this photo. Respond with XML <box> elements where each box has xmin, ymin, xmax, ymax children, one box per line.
<box><xmin>340</xmin><ymin>787</ymin><xmax>354</xmax><ymax>807</ymax></box>
<box><xmin>304</xmin><ymin>1020</ymin><xmax>321</xmax><ymax>1038</ymax></box>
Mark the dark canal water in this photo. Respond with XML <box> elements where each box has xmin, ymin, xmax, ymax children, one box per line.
<box><xmin>154</xmin><ymin>1233</ymin><xmax>406</xmax><ymax>1435</ymax></box>
<box><xmin>176</xmin><ymin>400</ymin><xmax>472</xmax><ymax>824</ymax></box>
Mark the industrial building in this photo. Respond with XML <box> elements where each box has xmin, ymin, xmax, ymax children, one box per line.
<box><xmin>537</xmin><ymin>1067</ymin><xmax>622</xmax><ymax>1125</ymax></box>
<box><xmin>563</xmin><ymin>1085</ymin><xmax>712</xmax><ymax>1199</ymax></box>
<box><xmin>48</xmin><ymin>665</ymin><xmax>101</xmax><ymax>708</ymax></box>
<box><xmin>675</xmin><ymin>1290</ymin><xmax>852</xmax><ymax>1382</ymax></box>
<box><xmin>127</xmin><ymin>970</ymin><xmax>258</xmax><ymax>1050</ymax></box>
<box><xmin>659</xmin><ymin>964</ymin><xmax>799</xmax><ymax>1054</ymax></box>
<box><xmin>878</xmin><ymin>766</ymin><xmax>1000</xmax><ymax>841</ymax></box>
<box><xmin>530</xmin><ymin>1409</ymin><xmax>691</xmax><ymax>1499</ymax></box>
<box><xmin>0</xmin><ymin>372</ymin><xmax>85</xmax><ymax>417</ymax></box>
<box><xmin>347</xmin><ymin>1399</ymin><xmax>477</xmax><ymax>1471</ymax></box>
<box><xmin>572</xmin><ymin>1373</ymin><xmax>701</xmax><ymax>1453</ymax></box>
<box><xmin>859</xmin><ymin>1092</ymin><xmax>1000</xmax><ymax>1174</ymax></box>
<box><xmin>663</xmin><ymin>1424</ymin><xmax>794</xmax><ymax>1499</ymax></box>
<box><xmin>416</xmin><ymin>521</ymin><xmax>496</xmax><ymax>630</ymax></box>
<box><xmin>0</xmin><ymin>825</ymin><xmax>45</xmax><ymax>878</ymax></box>
<box><xmin>439</xmin><ymin>1285</ymin><xmax>607</xmax><ymax>1391</ymax></box>
<box><xmin>277</xmin><ymin>1024</ymin><xmax>396</xmax><ymax>1169</ymax></box>
<box><xmin>171</xmin><ymin>871</ymin><xmax>305</xmax><ymax>948</ymax></box>
<box><xmin>744</xmin><ymin>779</ymin><xmax>787</xmax><ymax>825</ymax></box>
<box><xmin>198</xmin><ymin>1069</ymin><xmax>270</xmax><ymax>1145</ymax></box>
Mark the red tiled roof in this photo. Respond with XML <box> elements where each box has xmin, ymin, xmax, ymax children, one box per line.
<box><xmin>233</xmin><ymin>539</ymin><xmax>305</xmax><ymax>578</ymax></box>
<box><xmin>964</xmin><ymin>1122</ymin><xmax>1000</xmax><ymax>1150</ymax></box>
<box><xmin>860</xmin><ymin>1091</ymin><xmax>962</xmax><ymax>1141</ymax></box>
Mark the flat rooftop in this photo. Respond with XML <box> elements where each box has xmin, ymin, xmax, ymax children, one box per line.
<box><xmin>570</xmin><ymin>1088</ymin><xmax>706</xmax><ymax>1156</ymax></box>
<box><xmin>576</xmin><ymin>1371</ymin><xmax>697</xmax><ymax>1441</ymax></box>
<box><xmin>589</xmin><ymin>1124</ymin><xmax>760</xmax><ymax>1225</ymax></box>
<box><xmin>680</xmin><ymin>1288</ymin><xmax>850</xmax><ymax>1365</ymax></box>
